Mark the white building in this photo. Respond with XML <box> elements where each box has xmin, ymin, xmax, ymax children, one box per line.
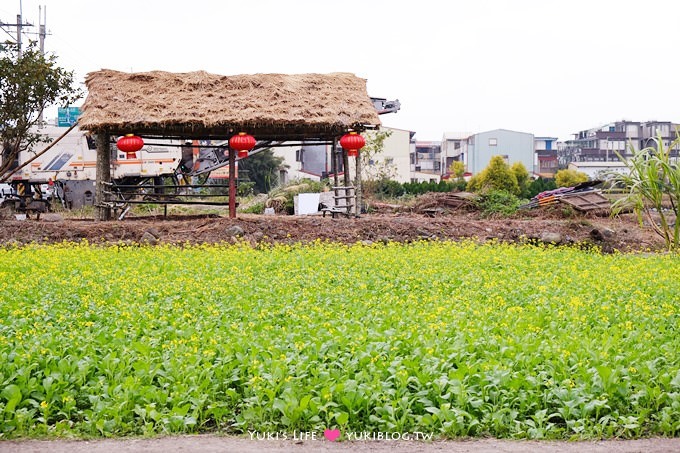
<box><xmin>271</xmin><ymin>126</ymin><xmax>413</xmax><ymax>186</ymax></box>
<box><xmin>364</xmin><ymin>127</ymin><xmax>413</xmax><ymax>183</ymax></box>
<box><xmin>441</xmin><ymin>132</ymin><xmax>472</xmax><ymax>174</ymax></box>
<box><xmin>568</xmin><ymin>161</ymin><xmax>629</xmax><ymax>180</ymax></box>
<box><xmin>411</xmin><ymin>140</ymin><xmax>442</xmax><ymax>183</ymax></box>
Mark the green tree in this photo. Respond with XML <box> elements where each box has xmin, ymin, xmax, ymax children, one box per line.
<box><xmin>449</xmin><ymin>160</ymin><xmax>465</xmax><ymax>179</ymax></box>
<box><xmin>237</xmin><ymin>148</ymin><xmax>286</xmax><ymax>194</ymax></box>
<box><xmin>528</xmin><ymin>177</ymin><xmax>557</xmax><ymax>198</ymax></box>
<box><xmin>555</xmin><ymin>168</ymin><xmax>588</xmax><ymax>187</ymax></box>
<box><xmin>510</xmin><ymin>162</ymin><xmax>530</xmax><ymax>198</ymax></box>
<box><xmin>610</xmin><ymin>135</ymin><xmax>680</xmax><ymax>251</ymax></box>
<box><xmin>448</xmin><ymin>160</ymin><xmax>468</xmax><ymax>191</ymax></box>
<box><xmin>360</xmin><ymin>129</ymin><xmax>394</xmax><ymax>181</ymax></box>
<box><xmin>1</xmin><ymin>41</ymin><xmax>82</xmax><ymax>178</ymax></box>
<box><xmin>472</xmin><ymin>155</ymin><xmax>520</xmax><ymax>195</ymax></box>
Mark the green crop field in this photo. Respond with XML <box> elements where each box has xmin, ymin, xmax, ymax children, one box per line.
<box><xmin>0</xmin><ymin>241</ymin><xmax>679</xmax><ymax>439</ymax></box>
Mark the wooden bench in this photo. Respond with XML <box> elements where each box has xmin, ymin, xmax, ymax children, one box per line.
<box><xmin>321</xmin><ymin>205</ymin><xmax>353</xmax><ymax>218</ymax></box>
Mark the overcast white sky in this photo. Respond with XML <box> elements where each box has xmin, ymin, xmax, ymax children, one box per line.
<box><xmin>3</xmin><ymin>0</ymin><xmax>680</xmax><ymax>142</ymax></box>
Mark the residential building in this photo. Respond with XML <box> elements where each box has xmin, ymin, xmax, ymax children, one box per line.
<box><xmin>460</xmin><ymin>129</ymin><xmax>535</xmax><ymax>175</ymax></box>
<box><xmin>273</xmin><ymin>143</ymin><xmax>332</xmax><ymax>184</ymax></box>
<box><xmin>563</xmin><ymin>120</ymin><xmax>680</xmax><ymax>163</ymax></box>
<box><xmin>272</xmin><ymin>126</ymin><xmax>413</xmax><ymax>185</ymax></box>
<box><xmin>411</xmin><ymin>140</ymin><xmax>442</xmax><ymax>182</ymax></box>
<box><xmin>364</xmin><ymin>127</ymin><xmax>413</xmax><ymax>183</ymax></box>
<box><xmin>568</xmin><ymin>161</ymin><xmax>629</xmax><ymax>180</ymax></box>
<box><xmin>441</xmin><ymin>132</ymin><xmax>471</xmax><ymax>175</ymax></box>
<box><xmin>534</xmin><ymin>136</ymin><xmax>559</xmax><ymax>177</ymax></box>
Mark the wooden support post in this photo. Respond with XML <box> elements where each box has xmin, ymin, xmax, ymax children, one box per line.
<box><xmin>331</xmin><ymin>139</ymin><xmax>339</xmax><ymax>193</ymax></box>
<box><xmin>331</xmin><ymin>138</ymin><xmax>340</xmax><ymax>208</ymax></box>
<box><xmin>342</xmin><ymin>146</ymin><xmax>353</xmax><ymax>216</ymax></box>
<box><xmin>95</xmin><ymin>132</ymin><xmax>111</xmax><ymax>221</ymax></box>
<box><xmin>355</xmin><ymin>148</ymin><xmax>362</xmax><ymax>217</ymax></box>
<box><xmin>342</xmin><ymin>148</ymin><xmax>350</xmax><ymax>190</ymax></box>
<box><xmin>228</xmin><ymin>148</ymin><xmax>236</xmax><ymax>218</ymax></box>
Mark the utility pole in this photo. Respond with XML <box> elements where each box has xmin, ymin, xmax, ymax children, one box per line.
<box><xmin>0</xmin><ymin>2</ymin><xmax>34</xmax><ymax>57</ymax></box>
<box><xmin>38</xmin><ymin>6</ymin><xmax>47</xmax><ymax>122</ymax></box>
<box><xmin>39</xmin><ymin>6</ymin><xmax>46</xmax><ymax>54</ymax></box>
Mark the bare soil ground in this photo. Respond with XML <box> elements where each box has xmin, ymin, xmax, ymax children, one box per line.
<box><xmin>0</xmin><ymin>208</ymin><xmax>668</xmax><ymax>252</ymax></box>
<box><xmin>2</xmin><ymin>435</ymin><xmax>680</xmax><ymax>453</ymax></box>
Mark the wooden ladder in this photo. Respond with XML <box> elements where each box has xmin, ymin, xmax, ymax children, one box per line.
<box><xmin>322</xmin><ymin>185</ymin><xmax>355</xmax><ymax>218</ymax></box>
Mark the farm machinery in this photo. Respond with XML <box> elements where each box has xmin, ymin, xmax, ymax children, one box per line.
<box><xmin>0</xmin><ymin>126</ymin><xmax>228</xmax><ymax>216</ymax></box>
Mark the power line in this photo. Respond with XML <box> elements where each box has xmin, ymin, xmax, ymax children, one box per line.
<box><xmin>0</xmin><ymin>14</ymin><xmax>33</xmax><ymax>56</ymax></box>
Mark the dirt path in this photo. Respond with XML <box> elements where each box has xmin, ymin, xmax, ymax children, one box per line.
<box><xmin>0</xmin><ymin>210</ymin><xmax>666</xmax><ymax>253</ymax></box>
<box><xmin>2</xmin><ymin>435</ymin><xmax>679</xmax><ymax>453</ymax></box>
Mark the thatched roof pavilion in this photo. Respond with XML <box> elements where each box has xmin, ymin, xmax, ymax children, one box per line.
<box><xmin>79</xmin><ymin>69</ymin><xmax>381</xmax><ymax>141</ymax></box>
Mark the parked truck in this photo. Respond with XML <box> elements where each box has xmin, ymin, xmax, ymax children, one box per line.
<box><xmin>0</xmin><ymin>126</ymin><xmax>183</xmax><ymax>216</ymax></box>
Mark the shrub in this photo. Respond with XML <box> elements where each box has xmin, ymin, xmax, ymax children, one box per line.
<box><xmin>511</xmin><ymin>162</ymin><xmax>530</xmax><ymax>198</ymax></box>
<box><xmin>555</xmin><ymin>169</ymin><xmax>588</xmax><ymax>187</ymax></box>
<box><xmin>240</xmin><ymin>202</ymin><xmax>265</xmax><ymax>214</ymax></box>
<box><xmin>475</xmin><ymin>189</ymin><xmax>521</xmax><ymax>217</ymax></box>
<box><xmin>528</xmin><ymin>177</ymin><xmax>557</xmax><ymax>198</ymax></box>
<box><xmin>376</xmin><ymin>179</ymin><xmax>405</xmax><ymax>198</ymax></box>
<box><xmin>471</xmin><ymin>156</ymin><xmax>520</xmax><ymax>196</ymax></box>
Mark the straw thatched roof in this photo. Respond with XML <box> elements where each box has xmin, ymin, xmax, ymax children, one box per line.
<box><xmin>79</xmin><ymin>69</ymin><xmax>381</xmax><ymax>140</ymax></box>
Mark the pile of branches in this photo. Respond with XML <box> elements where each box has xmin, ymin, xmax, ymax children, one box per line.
<box><xmin>411</xmin><ymin>192</ymin><xmax>479</xmax><ymax>214</ymax></box>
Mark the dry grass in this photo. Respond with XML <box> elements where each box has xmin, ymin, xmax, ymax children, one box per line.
<box><xmin>79</xmin><ymin>70</ymin><xmax>380</xmax><ymax>139</ymax></box>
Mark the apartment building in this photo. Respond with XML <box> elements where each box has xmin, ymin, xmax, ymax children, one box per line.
<box><xmin>411</xmin><ymin>140</ymin><xmax>442</xmax><ymax>182</ymax></box>
<box><xmin>534</xmin><ymin>136</ymin><xmax>559</xmax><ymax>177</ymax></box>
<box><xmin>564</xmin><ymin>120</ymin><xmax>680</xmax><ymax>162</ymax></box>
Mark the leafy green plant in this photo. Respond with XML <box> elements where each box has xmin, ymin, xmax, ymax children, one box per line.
<box><xmin>475</xmin><ymin>189</ymin><xmax>521</xmax><ymax>217</ymax></box>
<box><xmin>240</xmin><ymin>202</ymin><xmax>264</xmax><ymax>214</ymax></box>
<box><xmin>0</xmin><ymin>241</ymin><xmax>679</xmax><ymax>439</ymax></box>
<box><xmin>609</xmin><ymin>135</ymin><xmax>680</xmax><ymax>251</ymax></box>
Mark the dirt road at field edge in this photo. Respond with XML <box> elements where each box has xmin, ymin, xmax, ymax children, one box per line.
<box><xmin>2</xmin><ymin>436</ymin><xmax>679</xmax><ymax>453</ymax></box>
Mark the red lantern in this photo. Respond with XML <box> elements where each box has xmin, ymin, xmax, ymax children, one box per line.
<box><xmin>340</xmin><ymin>131</ymin><xmax>365</xmax><ymax>158</ymax></box>
<box><xmin>229</xmin><ymin>132</ymin><xmax>256</xmax><ymax>158</ymax></box>
<box><xmin>117</xmin><ymin>134</ymin><xmax>144</xmax><ymax>159</ymax></box>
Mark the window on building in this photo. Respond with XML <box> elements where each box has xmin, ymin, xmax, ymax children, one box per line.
<box><xmin>295</xmin><ymin>149</ymin><xmax>302</xmax><ymax>162</ymax></box>
<box><xmin>489</xmin><ymin>138</ymin><xmax>497</xmax><ymax>146</ymax></box>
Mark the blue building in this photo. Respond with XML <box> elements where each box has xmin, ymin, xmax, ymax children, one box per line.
<box><xmin>459</xmin><ymin>129</ymin><xmax>535</xmax><ymax>175</ymax></box>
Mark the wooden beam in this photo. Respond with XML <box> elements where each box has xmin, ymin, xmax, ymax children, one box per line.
<box><xmin>228</xmin><ymin>148</ymin><xmax>236</xmax><ymax>218</ymax></box>
<box><xmin>355</xmin><ymin>148</ymin><xmax>362</xmax><ymax>217</ymax></box>
<box><xmin>95</xmin><ymin>133</ymin><xmax>112</xmax><ymax>221</ymax></box>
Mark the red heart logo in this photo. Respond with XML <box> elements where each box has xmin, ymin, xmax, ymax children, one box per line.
<box><xmin>324</xmin><ymin>429</ymin><xmax>341</xmax><ymax>441</ymax></box>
